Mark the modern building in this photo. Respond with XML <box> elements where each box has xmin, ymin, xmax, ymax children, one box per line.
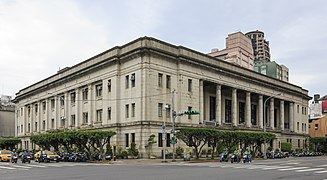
<box><xmin>245</xmin><ymin>30</ymin><xmax>271</xmax><ymax>62</ymax></box>
<box><xmin>208</xmin><ymin>32</ymin><xmax>254</xmax><ymax>70</ymax></box>
<box><xmin>309</xmin><ymin>116</ymin><xmax>327</xmax><ymax>137</ymax></box>
<box><xmin>14</xmin><ymin>37</ymin><xmax>311</xmax><ymax>157</ymax></box>
<box><xmin>254</xmin><ymin>60</ymin><xmax>289</xmax><ymax>82</ymax></box>
<box><xmin>0</xmin><ymin>95</ymin><xmax>15</xmax><ymax>137</ymax></box>
<box><xmin>309</xmin><ymin>94</ymin><xmax>327</xmax><ymax>137</ymax></box>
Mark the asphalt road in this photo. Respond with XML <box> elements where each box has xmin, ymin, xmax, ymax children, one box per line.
<box><xmin>0</xmin><ymin>156</ymin><xmax>326</xmax><ymax>180</ymax></box>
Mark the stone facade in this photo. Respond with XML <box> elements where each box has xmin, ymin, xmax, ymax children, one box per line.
<box><xmin>14</xmin><ymin>37</ymin><xmax>311</xmax><ymax>157</ymax></box>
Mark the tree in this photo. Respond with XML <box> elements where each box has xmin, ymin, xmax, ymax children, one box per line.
<box><xmin>145</xmin><ymin>134</ymin><xmax>156</xmax><ymax>158</ymax></box>
<box><xmin>127</xmin><ymin>142</ymin><xmax>139</xmax><ymax>159</ymax></box>
<box><xmin>0</xmin><ymin>138</ymin><xmax>21</xmax><ymax>150</ymax></box>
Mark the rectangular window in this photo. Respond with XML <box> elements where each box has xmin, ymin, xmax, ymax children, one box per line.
<box><xmin>158</xmin><ymin>103</ymin><xmax>163</xmax><ymax>117</ymax></box>
<box><xmin>51</xmin><ymin>119</ymin><xmax>54</xmax><ymax>129</ymax></box>
<box><xmin>131</xmin><ymin>73</ymin><xmax>135</xmax><ymax>87</ymax></box>
<box><xmin>125</xmin><ymin>104</ymin><xmax>129</xmax><ymax>118</ymax></box>
<box><xmin>239</xmin><ymin>102</ymin><xmax>245</xmax><ymax>124</ymax></box>
<box><xmin>108</xmin><ymin>107</ymin><xmax>111</xmax><ymax>120</ymax></box>
<box><xmin>21</xmin><ymin>125</ymin><xmax>23</xmax><ymax>133</ymax></box>
<box><xmin>166</xmin><ymin>133</ymin><xmax>171</xmax><ymax>147</ymax></box>
<box><xmin>166</xmin><ymin>75</ymin><xmax>171</xmax><ymax>89</ymax></box>
<box><xmin>261</xmin><ymin>65</ymin><xmax>267</xmax><ymax>75</ymax></box>
<box><xmin>225</xmin><ymin>99</ymin><xmax>232</xmax><ymax>123</ymax></box>
<box><xmin>83</xmin><ymin>112</ymin><xmax>88</xmax><ymax>124</ymax></box>
<box><xmin>315</xmin><ymin>124</ymin><xmax>318</xmax><ymax>130</ymax></box>
<box><xmin>108</xmin><ymin>79</ymin><xmax>111</xmax><ymax>92</ymax></box>
<box><xmin>298</xmin><ymin>139</ymin><xmax>300</xmax><ymax>148</ymax></box>
<box><xmin>96</xmin><ymin>84</ymin><xmax>103</xmax><ymax>97</ymax></box>
<box><xmin>188</xmin><ymin>79</ymin><xmax>192</xmax><ymax>92</ymax></box>
<box><xmin>158</xmin><ymin>133</ymin><xmax>163</xmax><ymax>147</ymax></box>
<box><xmin>17</xmin><ymin>126</ymin><xmax>19</xmax><ymax>134</ymax></box>
<box><xmin>158</xmin><ymin>73</ymin><xmax>163</xmax><ymax>87</ymax></box>
<box><xmin>51</xmin><ymin>99</ymin><xmax>55</xmax><ymax>110</ymax></box>
<box><xmin>297</xmin><ymin>122</ymin><xmax>299</xmax><ymax>131</ymax></box>
<box><xmin>42</xmin><ymin>102</ymin><xmax>46</xmax><ymax>112</ymax></box>
<box><xmin>35</xmin><ymin>122</ymin><xmax>38</xmax><ymax>132</ymax></box>
<box><xmin>82</xmin><ymin>88</ymin><xmax>88</xmax><ymax>100</ymax></box>
<box><xmin>71</xmin><ymin>92</ymin><xmax>76</xmax><ymax>105</ymax></box>
<box><xmin>28</xmin><ymin>106</ymin><xmax>31</xmax><ymax>117</ymax></box>
<box><xmin>251</xmin><ymin>104</ymin><xmax>257</xmax><ymax>125</ymax></box>
<box><xmin>131</xmin><ymin>103</ymin><xmax>135</xmax><ymax>117</ymax></box>
<box><xmin>35</xmin><ymin>104</ymin><xmax>38</xmax><ymax>115</ymax></box>
<box><xmin>166</xmin><ymin>104</ymin><xmax>171</xmax><ymax>118</ymax></box>
<box><xmin>21</xmin><ymin>108</ymin><xmax>23</xmax><ymax>116</ymax></box>
<box><xmin>28</xmin><ymin>123</ymin><xmax>31</xmax><ymax>132</ymax></box>
<box><xmin>125</xmin><ymin>133</ymin><xmax>129</xmax><ymax>148</ymax></box>
<box><xmin>42</xmin><ymin>120</ymin><xmax>45</xmax><ymax>131</ymax></box>
<box><xmin>188</xmin><ymin>106</ymin><xmax>192</xmax><ymax>119</ymax></box>
<box><xmin>131</xmin><ymin>133</ymin><xmax>135</xmax><ymax>143</ymax></box>
<box><xmin>297</xmin><ymin>105</ymin><xmax>299</xmax><ymax>113</ymax></box>
<box><xmin>61</xmin><ymin>118</ymin><xmax>65</xmax><ymax>127</ymax></box>
<box><xmin>60</xmin><ymin>96</ymin><xmax>65</xmax><ymax>107</ymax></box>
<box><xmin>125</xmin><ymin>75</ymin><xmax>129</xmax><ymax>89</ymax></box>
<box><xmin>71</xmin><ymin>115</ymin><xmax>76</xmax><ymax>126</ymax></box>
<box><xmin>96</xmin><ymin>109</ymin><xmax>103</xmax><ymax>122</ymax></box>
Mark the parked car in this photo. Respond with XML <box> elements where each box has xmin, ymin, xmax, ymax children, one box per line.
<box><xmin>38</xmin><ymin>151</ymin><xmax>60</xmax><ymax>163</ymax></box>
<box><xmin>0</xmin><ymin>150</ymin><xmax>13</xmax><ymax>162</ymax></box>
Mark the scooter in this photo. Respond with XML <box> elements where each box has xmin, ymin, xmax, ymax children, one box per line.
<box><xmin>220</xmin><ymin>154</ymin><xmax>228</xmax><ymax>162</ymax></box>
<box><xmin>22</xmin><ymin>154</ymin><xmax>31</xmax><ymax>163</ymax></box>
<box><xmin>231</xmin><ymin>154</ymin><xmax>240</xmax><ymax>163</ymax></box>
<box><xmin>11</xmin><ymin>154</ymin><xmax>18</xmax><ymax>163</ymax></box>
<box><xmin>243</xmin><ymin>154</ymin><xmax>251</xmax><ymax>163</ymax></box>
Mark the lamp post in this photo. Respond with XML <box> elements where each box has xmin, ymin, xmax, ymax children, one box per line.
<box><xmin>263</xmin><ymin>93</ymin><xmax>281</xmax><ymax>160</ymax></box>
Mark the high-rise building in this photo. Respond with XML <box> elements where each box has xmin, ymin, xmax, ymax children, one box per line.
<box><xmin>208</xmin><ymin>32</ymin><xmax>254</xmax><ymax>70</ymax></box>
<box><xmin>254</xmin><ymin>60</ymin><xmax>289</xmax><ymax>82</ymax></box>
<box><xmin>245</xmin><ymin>30</ymin><xmax>271</xmax><ymax>62</ymax></box>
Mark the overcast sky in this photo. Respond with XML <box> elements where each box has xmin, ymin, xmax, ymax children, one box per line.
<box><xmin>0</xmin><ymin>0</ymin><xmax>326</xmax><ymax>98</ymax></box>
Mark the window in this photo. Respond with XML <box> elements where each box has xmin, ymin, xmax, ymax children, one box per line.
<box><xmin>188</xmin><ymin>106</ymin><xmax>192</xmax><ymax>119</ymax></box>
<box><xmin>96</xmin><ymin>109</ymin><xmax>103</xmax><ymax>122</ymax></box>
<box><xmin>108</xmin><ymin>79</ymin><xmax>111</xmax><ymax>92</ymax></box>
<box><xmin>158</xmin><ymin>103</ymin><xmax>163</xmax><ymax>117</ymax></box>
<box><xmin>225</xmin><ymin>99</ymin><xmax>232</xmax><ymax>123</ymax></box>
<box><xmin>51</xmin><ymin>119</ymin><xmax>55</xmax><ymax>129</ymax></box>
<box><xmin>42</xmin><ymin>120</ymin><xmax>45</xmax><ymax>130</ymax></box>
<box><xmin>131</xmin><ymin>133</ymin><xmax>135</xmax><ymax>143</ymax></box>
<box><xmin>51</xmin><ymin>99</ymin><xmax>55</xmax><ymax>110</ymax></box>
<box><xmin>35</xmin><ymin>104</ymin><xmax>38</xmax><ymax>115</ymax></box>
<box><xmin>125</xmin><ymin>75</ymin><xmax>129</xmax><ymax>89</ymax></box>
<box><xmin>60</xmin><ymin>96</ymin><xmax>65</xmax><ymax>107</ymax></box>
<box><xmin>188</xmin><ymin>79</ymin><xmax>192</xmax><ymax>92</ymax></box>
<box><xmin>35</xmin><ymin>122</ymin><xmax>38</xmax><ymax>132</ymax></box>
<box><xmin>158</xmin><ymin>133</ymin><xmax>163</xmax><ymax>147</ymax></box>
<box><xmin>297</xmin><ymin>105</ymin><xmax>299</xmax><ymax>113</ymax></box>
<box><xmin>61</xmin><ymin>118</ymin><xmax>65</xmax><ymax>127</ymax></box>
<box><xmin>158</xmin><ymin>73</ymin><xmax>163</xmax><ymax>87</ymax></box>
<box><xmin>82</xmin><ymin>88</ymin><xmax>88</xmax><ymax>100</ymax></box>
<box><xmin>125</xmin><ymin>104</ymin><xmax>129</xmax><ymax>118</ymax></box>
<box><xmin>254</xmin><ymin>66</ymin><xmax>259</xmax><ymax>72</ymax></box>
<box><xmin>96</xmin><ymin>84</ymin><xmax>103</xmax><ymax>97</ymax></box>
<box><xmin>17</xmin><ymin>126</ymin><xmax>19</xmax><ymax>134</ymax></box>
<box><xmin>71</xmin><ymin>115</ymin><xmax>76</xmax><ymax>126</ymax></box>
<box><xmin>251</xmin><ymin>104</ymin><xmax>257</xmax><ymax>125</ymax></box>
<box><xmin>261</xmin><ymin>65</ymin><xmax>267</xmax><ymax>75</ymax></box>
<box><xmin>131</xmin><ymin>73</ymin><xmax>135</xmax><ymax>87</ymax></box>
<box><xmin>297</xmin><ymin>122</ymin><xmax>299</xmax><ymax>131</ymax></box>
<box><xmin>42</xmin><ymin>102</ymin><xmax>46</xmax><ymax>112</ymax></box>
<box><xmin>131</xmin><ymin>103</ymin><xmax>135</xmax><ymax>117</ymax></box>
<box><xmin>28</xmin><ymin>123</ymin><xmax>31</xmax><ymax>132</ymax></box>
<box><xmin>166</xmin><ymin>104</ymin><xmax>171</xmax><ymax>118</ymax></box>
<box><xmin>298</xmin><ymin>139</ymin><xmax>300</xmax><ymax>148</ymax></box>
<box><xmin>71</xmin><ymin>92</ymin><xmax>76</xmax><ymax>105</ymax></box>
<box><xmin>125</xmin><ymin>133</ymin><xmax>129</xmax><ymax>148</ymax></box>
<box><xmin>21</xmin><ymin>125</ymin><xmax>23</xmax><ymax>133</ymax></box>
<box><xmin>166</xmin><ymin>75</ymin><xmax>171</xmax><ymax>89</ymax></box>
<box><xmin>302</xmin><ymin>107</ymin><xmax>304</xmax><ymax>115</ymax></box>
<box><xmin>239</xmin><ymin>102</ymin><xmax>245</xmax><ymax>124</ymax></box>
<box><xmin>166</xmin><ymin>133</ymin><xmax>171</xmax><ymax>147</ymax></box>
<box><xmin>28</xmin><ymin>106</ymin><xmax>31</xmax><ymax>117</ymax></box>
<box><xmin>108</xmin><ymin>107</ymin><xmax>111</xmax><ymax>120</ymax></box>
<box><xmin>315</xmin><ymin>124</ymin><xmax>318</xmax><ymax>130</ymax></box>
<box><xmin>83</xmin><ymin>112</ymin><xmax>88</xmax><ymax>124</ymax></box>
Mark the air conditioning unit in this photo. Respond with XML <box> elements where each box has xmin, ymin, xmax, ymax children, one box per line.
<box><xmin>130</xmin><ymin>74</ymin><xmax>135</xmax><ymax>81</ymax></box>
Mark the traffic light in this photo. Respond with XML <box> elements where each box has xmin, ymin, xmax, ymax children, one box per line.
<box><xmin>183</xmin><ymin>110</ymin><xmax>200</xmax><ymax>115</ymax></box>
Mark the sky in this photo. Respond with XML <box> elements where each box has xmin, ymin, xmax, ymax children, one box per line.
<box><xmin>0</xmin><ymin>0</ymin><xmax>326</xmax><ymax>98</ymax></box>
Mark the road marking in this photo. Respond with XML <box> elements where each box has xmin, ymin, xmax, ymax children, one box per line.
<box><xmin>314</xmin><ymin>170</ymin><xmax>327</xmax><ymax>174</ymax></box>
<box><xmin>278</xmin><ymin>167</ymin><xmax>309</xmax><ymax>171</ymax></box>
<box><xmin>296</xmin><ymin>168</ymin><xmax>324</xmax><ymax>172</ymax></box>
<box><xmin>24</xmin><ymin>164</ymin><xmax>46</xmax><ymax>168</ymax></box>
<box><xmin>10</xmin><ymin>164</ymin><xmax>32</xmax><ymax>169</ymax></box>
<box><xmin>0</xmin><ymin>166</ymin><xmax>16</xmax><ymax>170</ymax></box>
<box><xmin>317</xmin><ymin>164</ymin><xmax>327</xmax><ymax>167</ymax></box>
<box><xmin>45</xmin><ymin>164</ymin><xmax>65</xmax><ymax>167</ymax></box>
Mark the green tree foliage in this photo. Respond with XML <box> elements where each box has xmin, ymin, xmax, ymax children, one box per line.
<box><xmin>281</xmin><ymin>142</ymin><xmax>292</xmax><ymax>152</ymax></box>
<box><xmin>176</xmin><ymin>127</ymin><xmax>276</xmax><ymax>159</ymax></box>
<box><xmin>127</xmin><ymin>142</ymin><xmax>139</xmax><ymax>158</ymax></box>
<box><xmin>0</xmin><ymin>138</ymin><xmax>21</xmax><ymax>150</ymax></box>
<box><xmin>145</xmin><ymin>134</ymin><xmax>156</xmax><ymax>158</ymax></box>
<box><xmin>310</xmin><ymin>137</ymin><xmax>327</xmax><ymax>152</ymax></box>
<box><xmin>30</xmin><ymin>130</ymin><xmax>116</xmax><ymax>159</ymax></box>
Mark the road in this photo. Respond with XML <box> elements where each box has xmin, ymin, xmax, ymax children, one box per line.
<box><xmin>0</xmin><ymin>156</ymin><xmax>326</xmax><ymax>180</ymax></box>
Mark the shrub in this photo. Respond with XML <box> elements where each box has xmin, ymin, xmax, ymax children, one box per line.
<box><xmin>176</xmin><ymin>146</ymin><xmax>184</xmax><ymax>157</ymax></box>
<box><xmin>281</xmin><ymin>142</ymin><xmax>292</xmax><ymax>152</ymax></box>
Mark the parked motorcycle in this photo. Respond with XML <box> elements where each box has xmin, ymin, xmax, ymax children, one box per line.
<box><xmin>230</xmin><ymin>154</ymin><xmax>240</xmax><ymax>163</ymax></box>
<box><xmin>220</xmin><ymin>154</ymin><xmax>228</xmax><ymax>162</ymax></box>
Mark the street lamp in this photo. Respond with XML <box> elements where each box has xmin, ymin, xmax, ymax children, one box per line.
<box><xmin>263</xmin><ymin>93</ymin><xmax>281</xmax><ymax>160</ymax></box>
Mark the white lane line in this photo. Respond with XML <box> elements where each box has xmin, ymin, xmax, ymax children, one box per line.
<box><xmin>315</xmin><ymin>170</ymin><xmax>327</xmax><ymax>174</ymax></box>
<box><xmin>278</xmin><ymin>167</ymin><xmax>309</xmax><ymax>171</ymax></box>
<box><xmin>45</xmin><ymin>164</ymin><xmax>65</xmax><ymax>167</ymax></box>
<box><xmin>296</xmin><ymin>168</ymin><xmax>325</xmax><ymax>172</ymax></box>
<box><xmin>24</xmin><ymin>164</ymin><xmax>46</xmax><ymax>168</ymax></box>
<box><xmin>0</xmin><ymin>166</ymin><xmax>16</xmax><ymax>170</ymax></box>
<box><xmin>317</xmin><ymin>164</ymin><xmax>327</xmax><ymax>167</ymax></box>
<box><xmin>10</xmin><ymin>164</ymin><xmax>32</xmax><ymax>169</ymax></box>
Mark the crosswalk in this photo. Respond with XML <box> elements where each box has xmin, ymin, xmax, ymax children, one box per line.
<box><xmin>0</xmin><ymin>162</ymin><xmax>111</xmax><ymax>172</ymax></box>
<box><xmin>167</xmin><ymin>162</ymin><xmax>327</xmax><ymax>174</ymax></box>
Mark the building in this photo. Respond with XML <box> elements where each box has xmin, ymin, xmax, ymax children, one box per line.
<box><xmin>254</xmin><ymin>60</ymin><xmax>289</xmax><ymax>82</ymax></box>
<box><xmin>245</xmin><ymin>30</ymin><xmax>271</xmax><ymax>62</ymax></box>
<box><xmin>0</xmin><ymin>95</ymin><xmax>15</xmax><ymax>137</ymax></box>
<box><xmin>309</xmin><ymin>94</ymin><xmax>327</xmax><ymax>137</ymax></box>
<box><xmin>309</xmin><ymin>116</ymin><xmax>327</xmax><ymax>137</ymax></box>
<box><xmin>208</xmin><ymin>32</ymin><xmax>254</xmax><ymax>70</ymax></box>
<box><xmin>14</xmin><ymin>37</ymin><xmax>311</xmax><ymax>157</ymax></box>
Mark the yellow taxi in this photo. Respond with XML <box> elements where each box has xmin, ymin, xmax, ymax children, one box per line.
<box><xmin>0</xmin><ymin>150</ymin><xmax>13</xmax><ymax>162</ymax></box>
<box><xmin>35</xmin><ymin>150</ymin><xmax>60</xmax><ymax>162</ymax></box>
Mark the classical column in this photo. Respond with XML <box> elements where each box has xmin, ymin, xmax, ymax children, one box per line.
<box><xmin>258</xmin><ymin>95</ymin><xmax>263</xmax><ymax>129</ymax></box>
<box><xmin>55</xmin><ymin>96</ymin><xmax>59</xmax><ymax>129</ymax></box>
<box><xmin>269</xmin><ymin>98</ymin><xmax>274</xmax><ymax>129</ymax></box>
<box><xmin>289</xmin><ymin>102</ymin><xmax>294</xmax><ymax>131</ymax></box>
<box><xmin>88</xmin><ymin>84</ymin><xmax>93</xmax><ymax>125</ymax></box>
<box><xmin>245</xmin><ymin>91</ymin><xmax>251</xmax><ymax>128</ymax></box>
<box><xmin>76</xmin><ymin>88</ymin><xmax>80</xmax><ymax>128</ymax></box>
<box><xmin>216</xmin><ymin>84</ymin><xmax>222</xmax><ymax>126</ymax></box>
<box><xmin>199</xmin><ymin>80</ymin><xmax>204</xmax><ymax>124</ymax></box>
<box><xmin>280</xmin><ymin>100</ymin><xmax>284</xmax><ymax>130</ymax></box>
<box><xmin>232</xmin><ymin>88</ymin><xmax>237</xmax><ymax>127</ymax></box>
